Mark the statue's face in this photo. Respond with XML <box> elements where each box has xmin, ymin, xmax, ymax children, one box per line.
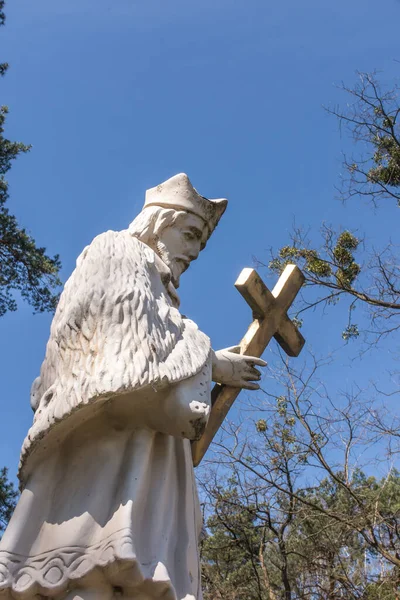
<box><xmin>156</xmin><ymin>212</ymin><xmax>207</xmax><ymax>287</ymax></box>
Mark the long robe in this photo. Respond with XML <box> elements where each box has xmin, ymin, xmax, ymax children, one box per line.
<box><xmin>0</xmin><ymin>231</ymin><xmax>212</xmax><ymax>600</ymax></box>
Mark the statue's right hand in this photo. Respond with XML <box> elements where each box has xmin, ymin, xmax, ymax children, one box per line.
<box><xmin>211</xmin><ymin>347</ymin><xmax>267</xmax><ymax>390</ymax></box>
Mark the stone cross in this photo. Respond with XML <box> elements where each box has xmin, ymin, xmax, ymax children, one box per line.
<box><xmin>192</xmin><ymin>264</ymin><xmax>306</xmax><ymax>467</ymax></box>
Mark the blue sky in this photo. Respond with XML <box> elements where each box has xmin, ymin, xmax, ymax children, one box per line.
<box><xmin>1</xmin><ymin>0</ymin><xmax>399</xmax><ymax>480</ymax></box>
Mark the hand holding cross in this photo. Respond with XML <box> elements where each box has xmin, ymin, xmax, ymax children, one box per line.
<box><xmin>191</xmin><ymin>264</ymin><xmax>306</xmax><ymax>467</ymax></box>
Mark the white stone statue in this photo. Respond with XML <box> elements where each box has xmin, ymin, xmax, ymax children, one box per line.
<box><xmin>0</xmin><ymin>174</ymin><xmax>266</xmax><ymax>600</ymax></box>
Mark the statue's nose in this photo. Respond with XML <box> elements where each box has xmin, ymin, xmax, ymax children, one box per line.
<box><xmin>188</xmin><ymin>249</ymin><xmax>199</xmax><ymax>261</ymax></box>
<box><xmin>187</xmin><ymin>241</ymin><xmax>201</xmax><ymax>261</ymax></box>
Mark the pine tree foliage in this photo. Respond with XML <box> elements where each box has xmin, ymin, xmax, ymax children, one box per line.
<box><xmin>0</xmin><ymin>0</ymin><xmax>61</xmax><ymax>316</ymax></box>
<box><xmin>0</xmin><ymin>467</ymin><xmax>17</xmax><ymax>537</ymax></box>
<box><xmin>201</xmin><ymin>486</ymin><xmax>266</xmax><ymax>600</ymax></box>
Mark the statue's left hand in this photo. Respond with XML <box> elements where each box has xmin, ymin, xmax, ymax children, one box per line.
<box><xmin>211</xmin><ymin>347</ymin><xmax>267</xmax><ymax>390</ymax></box>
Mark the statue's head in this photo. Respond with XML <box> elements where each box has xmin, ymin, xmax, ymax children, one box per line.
<box><xmin>129</xmin><ymin>174</ymin><xmax>227</xmax><ymax>287</ymax></box>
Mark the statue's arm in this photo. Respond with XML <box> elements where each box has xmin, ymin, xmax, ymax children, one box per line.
<box><xmin>211</xmin><ymin>347</ymin><xmax>267</xmax><ymax>390</ymax></box>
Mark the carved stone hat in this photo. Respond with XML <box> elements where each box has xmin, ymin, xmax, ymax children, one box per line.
<box><xmin>143</xmin><ymin>173</ymin><xmax>228</xmax><ymax>238</ymax></box>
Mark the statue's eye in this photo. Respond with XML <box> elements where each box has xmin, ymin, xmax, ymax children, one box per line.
<box><xmin>184</xmin><ymin>231</ymin><xmax>195</xmax><ymax>241</ymax></box>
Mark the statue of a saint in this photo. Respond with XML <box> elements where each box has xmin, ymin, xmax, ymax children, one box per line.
<box><xmin>0</xmin><ymin>174</ymin><xmax>266</xmax><ymax>600</ymax></box>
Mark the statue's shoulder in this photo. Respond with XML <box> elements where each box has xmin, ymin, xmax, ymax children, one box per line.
<box><xmin>88</xmin><ymin>229</ymin><xmax>140</xmax><ymax>247</ymax></box>
<box><xmin>79</xmin><ymin>229</ymin><xmax>142</xmax><ymax>253</ymax></box>
<box><xmin>76</xmin><ymin>230</ymin><xmax>151</xmax><ymax>270</ymax></box>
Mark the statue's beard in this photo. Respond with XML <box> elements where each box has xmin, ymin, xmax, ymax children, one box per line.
<box><xmin>155</xmin><ymin>240</ymin><xmax>189</xmax><ymax>289</ymax></box>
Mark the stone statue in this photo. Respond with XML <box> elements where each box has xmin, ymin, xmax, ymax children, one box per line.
<box><xmin>0</xmin><ymin>174</ymin><xmax>267</xmax><ymax>600</ymax></box>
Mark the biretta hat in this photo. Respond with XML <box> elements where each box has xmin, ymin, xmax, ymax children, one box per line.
<box><xmin>143</xmin><ymin>173</ymin><xmax>228</xmax><ymax>239</ymax></box>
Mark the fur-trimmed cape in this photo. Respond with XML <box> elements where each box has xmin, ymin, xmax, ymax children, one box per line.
<box><xmin>19</xmin><ymin>230</ymin><xmax>211</xmax><ymax>483</ymax></box>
